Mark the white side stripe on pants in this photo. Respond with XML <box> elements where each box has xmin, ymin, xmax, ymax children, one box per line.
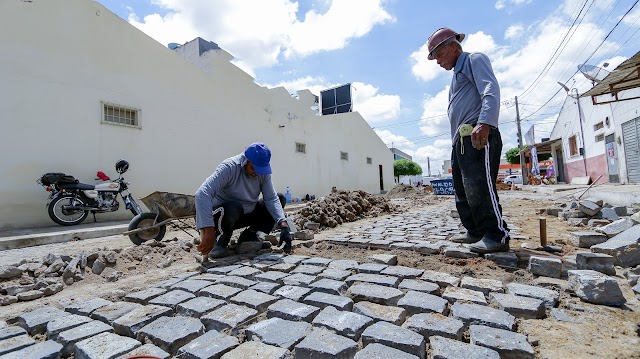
<box><xmin>212</xmin><ymin>207</ymin><xmax>225</xmax><ymax>242</ymax></box>
<box><xmin>484</xmin><ymin>143</ymin><xmax>509</xmax><ymax>243</ymax></box>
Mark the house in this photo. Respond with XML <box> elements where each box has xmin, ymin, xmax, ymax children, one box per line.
<box><xmin>0</xmin><ymin>0</ymin><xmax>394</xmax><ymax>229</ymax></box>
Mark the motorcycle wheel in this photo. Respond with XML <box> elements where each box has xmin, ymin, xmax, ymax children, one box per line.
<box><xmin>128</xmin><ymin>212</ymin><xmax>166</xmax><ymax>245</ymax></box>
<box><xmin>48</xmin><ymin>195</ymin><xmax>89</xmax><ymax>226</ymax></box>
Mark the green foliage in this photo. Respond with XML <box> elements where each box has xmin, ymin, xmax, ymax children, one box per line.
<box><xmin>505</xmin><ymin>147</ymin><xmax>552</xmax><ymax>164</ymax></box>
<box><xmin>394</xmin><ymin>159</ymin><xmax>423</xmax><ymax>177</ymax></box>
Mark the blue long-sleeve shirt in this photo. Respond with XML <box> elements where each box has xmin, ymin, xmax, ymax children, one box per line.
<box><xmin>448</xmin><ymin>52</ymin><xmax>500</xmax><ymax>145</ymax></box>
<box><xmin>195</xmin><ymin>153</ymin><xmax>285</xmax><ymax>230</ymax></box>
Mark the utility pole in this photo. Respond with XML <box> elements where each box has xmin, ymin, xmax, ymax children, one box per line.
<box><xmin>574</xmin><ymin>88</ymin><xmax>588</xmax><ymax>177</ymax></box>
<box><xmin>515</xmin><ymin>96</ymin><xmax>528</xmax><ymax>185</ymax></box>
<box><xmin>427</xmin><ymin>157</ymin><xmax>431</xmax><ymax>176</ymax></box>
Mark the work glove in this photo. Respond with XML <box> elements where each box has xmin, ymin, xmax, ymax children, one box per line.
<box><xmin>278</xmin><ymin>226</ymin><xmax>292</xmax><ymax>254</ymax></box>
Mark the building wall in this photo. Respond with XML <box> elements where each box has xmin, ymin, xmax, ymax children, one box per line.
<box><xmin>0</xmin><ymin>0</ymin><xmax>394</xmax><ymax>229</ymax></box>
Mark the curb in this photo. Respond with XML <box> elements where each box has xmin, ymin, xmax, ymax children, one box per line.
<box><xmin>0</xmin><ymin>224</ymin><xmax>129</xmax><ymax>251</ymax></box>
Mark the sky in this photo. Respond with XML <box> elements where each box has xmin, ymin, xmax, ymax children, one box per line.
<box><xmin>96</xmin><ymin>0</ymin><xmax>640</xmax><ymax>175</ymax></box>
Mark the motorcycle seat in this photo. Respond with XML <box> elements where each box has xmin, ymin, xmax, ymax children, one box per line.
<box><xmin>58</xmin><ymin>183</ymin><xmax>95</xmax><ymax>190</ymax></box>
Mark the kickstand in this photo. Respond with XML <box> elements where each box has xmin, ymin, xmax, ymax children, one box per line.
<box><xmin>92</xmin><ymin>212</ymin><xmax>97</xmax><ymax>222</ymax></box>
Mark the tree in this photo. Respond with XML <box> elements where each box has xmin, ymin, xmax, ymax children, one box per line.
<box><xmin>505</xmin><ymin>147</ymin><xmax>552</xmax><ymax>164</ymax></box>
<box><xmin>394</xmin><ymin>159</ymin><xmax>423</xmax><ymax>181</ymax></box>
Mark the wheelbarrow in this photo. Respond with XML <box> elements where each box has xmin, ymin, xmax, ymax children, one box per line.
<box><xmin>123</xmin><ymin>191</ymin><xmax>198</xmax><ymax>245</ymax></box>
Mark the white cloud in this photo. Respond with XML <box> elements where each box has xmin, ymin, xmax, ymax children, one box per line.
<box><xmin>374</xmin><ymin>129</ymin><xmax>415</xmax><ymax>147</ymax></box>
<box><xmin>419</xmin><ymin>88</ymin><xmax>450</xmax><ymax>137</ymax></box>
<box><xmin>505</xmin><ymin>24</ymin><xmax>524</xmax><ymax>40</ymax></box>
<box><xmin>496</xmin><ymin>0</ymin><xmax>533</xmax><ymax>11</ymax></box>
<box><xmin>409</xmin><ymin>42</ymin><xmax>442</xmax><ymax>82</ymax></box>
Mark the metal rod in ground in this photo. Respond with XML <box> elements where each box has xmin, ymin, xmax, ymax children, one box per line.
<box><xmin>539</xmin><ymin>217</ymin><xmax>547</xmax><ymax>246</ymax></box>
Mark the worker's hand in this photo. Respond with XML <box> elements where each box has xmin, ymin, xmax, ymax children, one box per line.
<box><xmin>471</xmin><ymin>123</ymin><xmax>491</xmax><ymax>150</ymax></box>
<box><xmin>197</xmin><ymin>227</ymin><xmax>217</xmax><ymax>256</ymax></box>
<box><xmin>279</xmin><ymin>226</ymin><xmax>292</xmax><ymax>254</ymax></box>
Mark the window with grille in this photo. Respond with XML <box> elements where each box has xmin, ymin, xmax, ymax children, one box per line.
<box><xmin>340</xmin><ymin>152</ymin><xmax>349</xmax><ymax>161</ymax></box>
<box><xmin>595</xmin><ymin>133</ymin><xmax>604</xmax><ymax>142</ymax></box>
<box><xmin>295</xmin><ymin>142</ymin><xmax>306</xmax><ymax>153</ymax></box>
<box><xmin>569</xmin><ymin>135</ymin><xmax>578</xmax><ymax>156</ymax></box>
<box><xmin>593</xmin><ymin>122</ymin><xmax>604</xmax><ymax>131</ymax></box>
<box><xmin>102</xmin><ymin>102</ymin><xmax>140</xmax><ymax>128</ymax></box>
<box><xmin>366</xmin><ymin>157</ymin><xmax>372</xmax><ymax>164</ymax></box>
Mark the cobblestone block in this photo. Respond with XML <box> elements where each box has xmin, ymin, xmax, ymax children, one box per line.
<box><xmin>597</xmin><ymin>218</ymin><xmax>635</xmax><ymax>237</ymax></box>
<box><xmin>576</xmin><ymin>252</ymin><xmax>615</xmax><ymax>275</ymax></box>
<box><xmin>354</xmin><ymin>343</ymin><xmax>419</xmax><ymax>359</ymax></box>
<box><xmin>74</xmin><ymin>332</ymin><xmax>141</xmax><ymax>359</ymax></box>
<box><xmin>192</xmin><ymin>273</ymin><xmax>225</xmax><ymax>282</ymax></box>
<box><xmin>429</xmin><ymin>335</ymin><xmax>499</xmax><ymax>359</ymax></box>
<box><xmin>402</xmin><ymin>313</ymin><xmax>464</xmax><ymax>341</ymax></box>
<box><xmin>591</xmin><ymin>225</ymin><xmax>640</xmax><ymax>267</ymax></box>
<box><xmin>528</xmin><ymin>256</ymin><xmax>562</xmax><ymax>278</ymax></box>
<box><xmin>442</xmin><ymin>287</ymin><xmax>487</xmax><ymax>305</ymax></box>
<box><xmin>251</xmin><ymin>282</ymin><xmax>282</xmax><ymax>294</ymax></box>
<box><xmin>352</xmin><ymin>301</ymin><xmax>406</xmax><ymax>325</ymax></box>
<box><xmin>207</xmin><ymin>264</ymin><xmax>244</xmax><ymax>275</ymax></box>
<box><xmin>367</xmin><ymin>254</ymin><xmax>397</xmax><ymax>265</ymax></box>
<box><xmin>346</xmin><ymin>273</ymin><xmax>400</xmax><ymax>287</ymax></box>
<box><xmin>361</xmin><ymin>321</ymin><xmax>425</xmax><ymax>359</ymax></box>
<box><xmin>282</xmin><ymin>255</ymin><xmax>310</xmax><ymax>264</ymax></box>
<box><xmin>460</xmin><ymin>277</ymin><xmax>504</xmax><ymax>296</ymax></box>
<box><xmin>254</xmin><ymin>253</ymin><xmax>285</xmax><ymax>262</ymax></box>
<box><xmin>0</xmin><ymin>326</ymin><xmax>26</xmax><ymax>341</ymax></box>
<box><xmin>112</xmin><ymin>305</ymin><xmax>173</xmax><ymax>338</ymax></box>
<box><xmin>569</xmin><ymin>232</ymin><xmax>608</xmax><ymax>248</ymax></box>
<box><xmin>444</xmin><ymin>247</ymin><xmax>479</xmax><ymax>259</ymax></box>
<box><xmin>380</xmin><ymin>266</ymin><xmax>424</xmax><ymax>279</ymax></box>
<box><xmin>348</xmin><ymin>238</ymin><xmax>372</xmax><ymax>249</ymax></box>
<box><xmin>124</xmin><ymin>288</ymin><xmax>167</xmax><ymax>304</ymax></box>
<box><xmin>267</xmin><ymin>299</ymin><xmax>321</xmax><ymax>322</ymax></box>
<box><xmin>117</xmin><ymin>344</ymin><xmax>169</xmax><ymax>359</ymax></box>
<box><xmin>304</xmin><ymin>291</ymin><xmax>354</xmax><ymax>311</ymax></box>
<box><xmin>312</xmin><ymin>306</ymin><xmax>373</xmax><ymax>340</ymax></box>
<box><xmin>303</xmin><ymin>257</ymin><xmax>333</xmax><ymax>266</ymax></box>
<box><xmin>65</xmin><ymin>298</ymin><xmax>113</xmax><ymax>317</ymax></box>
<box><xmin>469</xmin><ymin>325</ymin><xmax>534</xmax><ymax>359</ymax></box>
<box><xmin>247</xmin><ymin>317</ymin><xmax>311</xmax><ymax>349</ymax></box>
<box><xmin>0</xmin><ymin>340</ymin><xmax>62</xmax><ymax>359</ymax></box>
<box><xmin>484</xmin><ymin>251</ymin><xmax>518</xmax><ymax>267</ymax></box>
<box><xmin>309</xmin><ymin>278</ymin><xmax>347</xmax><ymax>295</ymax></box>
<box><xmin>231</xmin><ymin>289</ymin><xmax>278</xmax><ymax>311</ymax></box>
<box><xmin>153</xmin><ymin>277</ymin><xmax>185</xmax><ymax>289</ymax></box>
<box><xmin>450</xmin><ymin>303</ymin><xmax>516</xmax><ymax>331</ymax></box>
<box><xmin>390</xmin><ymin>242</ymin><xmax>415</xmax><ymax>250</ymax></box>
<box><xmin>282</xmin><ymin>273</ymin><xmax>317</xmax><ymax>287</ymax></box>
<box><xmin>176</xmin><ymin>329</ymin><xmax>239</xmax><ymax>359</ymax></box>
<box><xmin>356</xmin><ymin>263</ymin><xmax>388</xmax><ymax>274</ymax></box>
<box><xmin>0</xmin><ymin>335</ymin><xmax>36</xmax><ymax>356</ymax></box>
<box><xmin>201</xmin><ymin>304</ymin><xmax>258</xmax><ymax>334</ymax></box>
<box><xmin>171</xmin><ymin>279</ymin><xmax>215</xmax><ymax>293</ymax></box>
<box><xmin>17</xmin><ymin>306</ymin><xmax>69</xmax><ymax>335</ymax></box>
<box><xmin>199</xmin><ymin>283</ymin><xmax>243</xmax><ymax>300</ymax></box>
<box><xmin>348</xmin><ymin>283</ymin><xmax>404</xmax><ymax>305</ymax></box>
<box><xmin>255</xmin><ymin>271</ymin><xmax>290</xmax><ymax>283</ymax></box>
<box><xmin>413</xmin><ymin>241</ymin><xmax>446</xmax><ymax>255</ymax></box>
<box><xmin>294</xmin><ymin>328</ymin><xmax>358</xmax><ymax>359</ymax></box>
<box><xmin>505</xmin><ymin>282</ymin><xmax>559</xmax><ymax>307</ymax></box>
<box><xmin>227</xmin><ymin>266</ymin><xmax>263</xmax><ymax>278</ymax></box>
<box><xmin>369</xmin><ymin>239</ymin><xmax>393</xmax><ymax>247</ymax></box>
<box><xmin>46</xmin><ymin>314</ymin><xmax>93</xmax><ymax>339</ymax></box>
<box><xmin>397</xmin><ymin>290</ymin><xmax>448</xmax><ymax>315</ymax></box>
<box><xmin>91</xmin><ymin>301</ymin><xmax>142</xmax><ymax>324</ymax></box>
<box><xmin>58</xmin><ymin>320</ymin><xmax>113</xmax><ymax>355</ymax></box>
<box><xmin>421</xmin><ymin>270</ymin><xmax>460</xmax><ymax>288</ymax></box>
<box><xmin>177</xmin><ymin>296</ymin><xmax>226</xmax><ymax>317</ymax></box>
<box><xmin>222</xmin><ymin>341</ymin><xmax>291</xmax><ymax>359</ymax></box>
<box><xmin>291</xmin><ymin>265</ymin><xmax>325</xmax><ymax>275</ymax></box>
<box><xmin>148</xmin><ymin>289</ymin><xmax>195</xmax><ymax>310</ymax></box>
<box><xmin>269</xmin><ymin>263</ymin><xmax>297</xmax><ymax>273</ymax></box>
<box><xmin>320</xmin><ymin>268</ymin><xmax>353</xmax><ymax>281</ymax></box>
<box><xmin>328</xmin><ymin>259</ymin><xmax>359</xmax><ymax>270</ymax></box>
<box><xmin>568</xmin><ymin>270</ymin><xmax>626</xmax><ymax>306</ymax></box>
<box><xmin>488</xmin><ymin>293</ymin><xmax>545</xmax><ymax>319</ymax></box>
<box><xmin>216</xmin><ymin>275</ymin><xmax>258</xmax><ymax>289</ymax></box>
<box><xmin>273</xmin><ymin>285</ymin><xmax>313</xmax><ymax>301</ymax></box>
<box><xmin>398</xmin><ymin>279</ymin><xmax>439</xmax><ymax>294</ymax></box>
<box><xmin>137</xmin><ymin>316</ymin><xmax>204</xmax><ymax>354</ymax></box>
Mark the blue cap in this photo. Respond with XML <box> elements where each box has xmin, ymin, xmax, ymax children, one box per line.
<box><xmin>244</xmin><ymin>142</ymin><xmax>272</xmax><ymax>175</ymax></box>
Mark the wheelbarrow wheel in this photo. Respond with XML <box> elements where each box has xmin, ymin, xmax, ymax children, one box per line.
<box><xmin>128</xmin><ymin>212</ymin><xmax>166</xmax><ymax>245</ymax></box>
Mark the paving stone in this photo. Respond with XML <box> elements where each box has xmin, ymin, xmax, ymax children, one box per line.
<box><xmin>597</xmin><ymin>207</ymin><xmax>620</xmax><ymax>221</ymax></box>
<box><xmin>429</xmin><ymin>335</ymin><xmax>500</xmax><ymax>359</ymax></box>
<box><xmin>319</xmin><ymin>268</ymin><xmax>354</xmax><ymax>281</ymax></box>
<box><xmin>309</xmin><ymin>278</ymin><xmax>348</xmax><ymax>295</ymax></box>
<box><xmin>576</xmin><ymin>252</ymin><xmax>616</xmax><ymax>275</ymax></box>
<box><xmin>597</xmin><ymin>218</ymin><xmax>635</xmax><ymax>237</ymax></box>
<box><xmin>222</xmin><ymin>341</ymin><xmax>291</xmax><ymax>359</ymax></box>
<box><xmin>0</xmin><ymin>326</ymin><xmax>26</xmax><ymax>341</ymax></box>
<box><xmin>58</xmin><ymin>320</ymin><xmax>113</xmax><ymax>355</ymax></box>
<box><xmin>230</xmin><ymin>289</ymin><xmax>278</xmax><ymax>311</ymax></box>
<box><xmin>17</xmin><ymin>306</ymin><xmax>69</xmax><ymax>335</ymax></box>
<box><xmin>124</xmin><ymin>288</ymin><xmax>167</xmax><ymax>304</ymax></box>
<box><xmin>488</xmin><ymin>293</ymin><xmax>546</xmax><ymax>319</ymax></box>
<box><xmin>112</xmin><ymin>305</ymin><xmax>173</xmax><ymax>338</ymax></box>
<box><xmin>361</xmin><ymin>321</ymin><xmax>425</xmax><ymax>359</ymax></box>
<box><xmin>136</xmin><ymin>316</ymin><xmax>204</xmax><ymax>354</ymax></box>
<box><xmin>367</xmin><ymin>254</ymin><xmax>397</xmax><ymax>265</ymax></box>
<box><xmin>442</xmin><ymin>287</ymin><xmax>487</xmax><ymax>305</ymax></box>
<box><xmin>311</xmin><ymin>306</ymin><xmax>373</xmax><ymax>340</ymax></box>
<box><xmin>484</xmin><ymin>252</ymin><xmax>517</xmax><ymax>268</ymax></box>
<box><xmin>251</xmin><ymin>281</ymin><xmax>282</xmax><ymax>294</ymax></box>
<box><xmin>397</xmin><ymin>290</ymin><xmax>448</xmax><ymax>315</ymax></box>
<box><xmin>505</xmin><ymin>282</ymin><xmax>559</xmax><ymax>307</ymax></box>
<box><xmin>153</xmin><ymin>277</ymin><xmax>185</xmax><ymax>289</ymax></box>
<box><xmin>349</xmin><ymin>238</ymin><xmax>372</xmax><ymax>248</ymax></box>
<box><xmin>303</xmin><ymin>257</ymin><xmax>333</xmax><ymax>266</ymax></box>
<box><xmin>347</xmin><ymin>283</ymin><xmax>404</xmax><ymax>305</ymax></box>
<box><xmin>273</xmin><ymin>285</ymin><xmax>313</xmax><ymax>301</ymax></box>
<box><xmin>444</xmin><ymin>247</ymin><xmax>479</xmax><ymax>259</ymax></box>
<box><xmin>216</xmin><ymin>275</ymin><xmax>258</xmax><ymax>289</ymax></box>
<box><xmin>267</xmin><ymin>298</ymin><xmax>321</xmax><ymax>322</ymax></box>
<box><xmin>469</xmin><ymin>325</ymin><xmax>534</xmax><ymax>359</ymax></box>
<box><xmin>346</xmin><ymin>273</ymin><xmax>400</xmax><ymax>287</ymax></box>
<box><xmin>17</xmin><ymin>290</ymin><xmax>44</xmax><ymax>301</ymax></box>
<box><xmin>74</xmin><ymin>332</ymin><xmax>141</xmax><ymax>359</ymax></box>
<box><xmin>246</xmin><ymin>317</ymin><xmax>312</xmax><ymax>350</ymax></box>
<box><xmin>369</xmin><ymin>239</ymin><xmax>393</xmax><ymax>247</ymax></box>
<box><xmin>227</xmin><ymin>266</ymin><xmax>263</xmax><ymax>278</ymax></box>
<box><xmin>282</xmin><ymin>255</ymin><xmax>310</xmax><ymax>264</ymax></box>
<box><xmin>550</xmin><ymin>308</ymin><xmax>583</xmax><ymax>323</ymax></box>
<box><xmin>199</xmin><ymin>284</ymin><xmax>243</xmax><ymax>300</ymax></box>
<box><xmin>450</xmin><ymin>302</ymin><xmax>516</xmax><ymax>331</ymax></box>
<box><xmin>354</xmin><ymin>343</ymin><xmax>419</xmax><ymax>359</ymax></box>
<box><xmin>356</xmin><ymin>263</ymin><xmax>388</xmax><ymax>274</ymax></box>
<box><xmin>328</xmin><ymin>259</ymin><xmax>359</xmax><ymax>270</ymax></box>
<box><xmin>0</xmin><ymin>340</ymin><xmax>62</xmax><ymax>359</ymax></box>
<box><xmin>291</xmin><ymin>265</ymin><xmax>325</xmax><ymax>275</ymax></box>
<box><xmin>0</xmin><ymin>335</ymin><xmax>36</xmax><ymax>356</ymax></box>
<box><xmin>254</xmin><ymin>253</ymin><xmax>285</xmax><ymax>262</ymax></box>
<box><xmin>117</xmin><ymin>343</ymin><xmax>170</xmax><ymax>359</ymax></box>
<box><xmin>398</xmin><ymin>279</ymin><xmax>439</xmax><ymax>294</ymax></box>
<box><xmin>294</xmin><ymin>328</ymin><xmax>358</xmax><ymax>359</ymax></box>
<box><xmin>569</xmin><ymin>231</ymin><xmax>608</xmax><ymax>248</ymax></box>
<box><xmin>380</xmin><ymin>266</ymin><xmax>424</xmax><ymax>279</ymax></box>
<box><xmin>207</xmin><ymin>264</ymin><xmax>244</xmax><ymax>274</ymax></box>
<box><xmin>171</xmin><ymin>279</ymin><xmax>215</xmax><ymax>293</ymax></box>
<box><xmin>269</xmin><ymin>263</ymin><xmax>297</xmax><ymax>273</ymax></box>
<box><xmin>282</xmin><ymin>273</ymin><xmax>317</xmax><ymax>286</ymax></box>
<box><xmin>591</xmin><ymin>225</ymin><xmax>640</xmax><ymax>267</ymax></box>
<box><xmin>177</xmin><ymin>296</ymin><xmax>226</xmax><ymax>317</ymax></box>
<box><xmin>413</xmin><ymin>241</ymin><xmax>446</xmax><ymax>255</ymax></box>
<box><xmin>460</xmin><ymin>277</ymin><xmax>504</xmax><ymax>296</ymax></box>
<box><xmin>46</xmin><ymin>314</ymin><xmax>93</xmax><ymax>339</ymax></box>
<box><xmin>390</xmin><ymin>242</ymin><xmax>416</xmax><ymax>250</ymax></box>
<box><xmin>352</xmin><ymin>301</ymin><xmax>406</xmax><ymax>325</ymax></box>
<box><xmin>303</xmin><ymin>291</ymin><xmax>354</xmax><ymax>310</ymax></box>
<box><xmin>176</xmin><ymin>329</ymin><xmax>239</xmax><ymax>359</ymax></box>
<box><xmin>403</xmin><ymin>312</ymin><xmax>464</xmax><ymax>342</ymax></box>
<box><xmin>192</xmin><ymin>273</ymin><xmax>225</xmax><ymax>282</ymax></box>
<box><xmin>90</xmin><ymin>301</ymin><xmax>143</xmax><ymax>324</ymax></box>
<box><xmin>201</xmin><ymin>304</ymin><xmax>258</xmax><ymax>334</ymax></box>
<box><xmin>421</xmin><ymin>270</ymin><xmax>460</xmax><ymax>288</ymax></box>
<box><xmin>255</xmin><ymin>271</ymin><xmax>290</xmax><ymax>283</ymax></box>
<box><xmin>148</xmin><ymin>289</ymin><xmax>195</xmax><ymax>310</ymax></box>
<box><xmin>528</xmin><ymin>256</ymin><xmax>562</xmax><ymax>278</ymax></box>
<box><xmin>568</xmin><ymin>270</ymin><xmax>626</xmax><ymax>306</ymax></box>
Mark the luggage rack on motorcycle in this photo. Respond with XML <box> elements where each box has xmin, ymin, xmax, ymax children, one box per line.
<box><xmin>123</xmin><ymin>191</ymin><xmax>199</xmax><ymax>245</ymax></box>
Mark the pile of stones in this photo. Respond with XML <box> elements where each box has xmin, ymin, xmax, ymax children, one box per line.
<box><xmin>543</xmin><ymin>197</ymin><xmax>639</xmax><ymax>228</ymax></box>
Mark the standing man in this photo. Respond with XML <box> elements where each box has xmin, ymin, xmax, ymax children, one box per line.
<box><xmin>427</xmin><ymin>27</ymin><xmax>510</xmax><ymax>253</ymax></box>
<box><xmin>195</xmin><ymin>142</ymin><xmax>292</xmax><ymax>259</ymax></box>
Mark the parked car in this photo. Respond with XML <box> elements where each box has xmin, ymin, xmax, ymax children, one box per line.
<box><xmin>503</xmin><ymin>174</ymin><xmax>523</xmax><ymax>185</ymax></box>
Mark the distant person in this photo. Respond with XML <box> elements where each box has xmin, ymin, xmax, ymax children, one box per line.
<box><xmin>427</xmin><ymin>27</ymin><xmax>510</xmax><ymax>253</ymax></box>
<box><xmin>195</xmin><ymin>143</ymin><xmax>292</xmax><ymax>258</ymax></box>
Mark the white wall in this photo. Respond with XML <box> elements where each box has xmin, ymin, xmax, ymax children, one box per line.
<box><xmin>0</xmin><ymin>0</ymin><xmax>394</xmax><ymax>229</ymax></box>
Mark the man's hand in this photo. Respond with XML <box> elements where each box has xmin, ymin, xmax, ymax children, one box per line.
<box><xmin>278</xmin><ymin>222</ymin><xmax>292</xmax><ymax>254</ymax></box>
<box><xmin>471</xmin><ymin>123</ymin><xmax>491</xmax><ymax>150</ymax></box>
<box><xmin>197</xmin><ymin>227</ymin><xmax>217</xmax><ymax>256</ymax></box>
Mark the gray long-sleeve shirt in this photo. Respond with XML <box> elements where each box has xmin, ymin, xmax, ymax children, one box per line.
<box><xmin>195</xmin><ymin>153</ymin><xmax>285</xmax><ymax>230</ymax></box>
<box><xmin>448</xmin><ymin>52</ymin><xmax>500</xmax><ymax>145</ymax></box>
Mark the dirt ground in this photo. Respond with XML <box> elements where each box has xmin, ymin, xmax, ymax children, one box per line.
<box><xmin>1</xmin><ymin>188</ymin><xmax>639</xmax><ymax>358</ymax></box>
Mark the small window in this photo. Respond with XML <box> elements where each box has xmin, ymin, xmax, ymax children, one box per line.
<box><xmin>295</xmin><ymin>142</ymin><xmax>306</xmax><ymax>153</ymax></box>
<box><xmin>593</xmin><ymin>122</ymin><xmax>604</xmax><ymax>131</ymax></box>
<box><xmin>366</xmin><ymin>157</ymin><xmax>372</xmax><ymax>164</ymax></box>
<box><xmin>569</xmin><ymin>135</ymin><xmax>578</xmax><ymax>156</ymax></box>
<box><xmin>595</xmin><ymin>133</ymin><xmax>605</xmax><ymax>142</ymax></box>
<box><xmin>102</xmin><ymin>102</ymin><xmax>140</xmax><ymax>128</ymax></box>
<box><xmin>340</xmin><ymin>152</ymin><xmax>349</xmax><ymax>161</ymax></box>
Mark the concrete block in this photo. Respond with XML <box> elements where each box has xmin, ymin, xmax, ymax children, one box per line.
<box><xmin>112</xmin><ymin>305</ymin><xmax>173</xmax><ymax>338</ymax></box>
<box><xmin>267</xmin><ymin>299</ymin><xmax>321</xmax><ymax>322</ymax></box>
<box><xmin>148</xmin><ymin>289</ymin><xmax>195</xmax><ymax>310</ymax></box>
<box><xmin>347</xmin><ymin>283</ymin><xmax>404</xmax><ymax>305</ymax></box>
<box><xmin>345</xmin><ymin>273</ymin><xmax>400</xmax><ymax>287</ymax></box>
<box><xmin>460</xmin><ymin>277</ymin><xmax>504</xmax><ymax>296</ymax></box>
<box><xmin>421</xmin><ymin>270</ymin><xmax>460</xmax><ymax>288</ymax></box>
<box><xmin>469</xmin><ymin>325</ymin><xmax>534</xmax><ymax>359</ymax></box>
<box><xmin>568</xmin><ymin>270</ymin><xmax>626</xmax><ymax>306</ymax></box>
<box><xmin>488</xmin><ymin>293</ymin><xmax>546</xmax><ymax>319</ymax></box>
<box><xmin>17</xmin><ymin>306</ymin><xmax>69</xmax><ymax>335</ymax></box>
<box><xmin>294</xmin><ymin>328</ymin><xmax>357</xmax><ymax>358</ymax></box>
<box><xmin>402</xmin><ymin>313</ymin><xmax>464</xmax><ymax>341</ymax></box>
<box><xmin>450</xmin><ymin>302</ymin><xmax>516</xmax><ymax>331</ymax></box>
<box><xmin>398</xmin><ymin>279</ymin><xmax>439</xmax><ymax>294</ymax></box>
<box><xmin>591</xmin><ymin>225</ymin><xmax>640</xmax><ymax>267</ymax></box>
<box><xmin>367</xmin><ymin>254</ymin><xmax>397</xmax><ymax>265</ymax></box>
<box><xmin>57</xmin><ymin>320</ymin><xmax>113</xmax><ymax>356</ymax></box>
<box><xmin>74</xmin><ymin>332</ymin><xmax>141</xmax><ymax>359</ymax></box>
<box><xmin>117</xmin><ymin>344</ymin><xmax>169</xmax><ymax>359</ymax></box>
<box><xmin>124</xmin><ymin>288</ymin><xmax>167</xmax><ymax>304</ymax></box>
<box><xmin>0</xmin><ymin>335</ymin><xmax>36</xmax><ymax>356</ymax></box>
<box><xmin>397</xmin><ymin>290</ymin><xmax>448</xmax><ymax>315</ymax></box>
<box><xmin>199</xmin><ymin>284</ymin><xmax>243</xmax><ymax>300</ymax></box>
<box><xmin>0</xmin><ymin>340</ymin><xmax>62</xmax><ymax>359</ymax></box>
<box><xmin>201</xmin><ymin>304</ymin><xmax>258</xmax><ymax>334</ymax></box>
<box><xmin>361</xmin><ymin>321</ymin><xmax>425</xmax><ymax>359</ymax></box>
<box><xmin>380</xmin><ymin>266</ymin><xmax>424</xmax><ymax>279</ymax></box>
<box><xmin>430</xmin><ymin>335</ymin><xmax>499</xmax><ymax>359</ymax></box>
<box><xmin>137</xmin><ymin>316</ymin><xmax>204</xmax><ymax>354</ymax></box>
<box><xmin>90</xmin><ymin>302</ymin><xmax>142</xmax><ymax>324</ymax></box>
<box><xmin>304</xmin><ymin>291</ymin><xmax>354</xmax><ymax>311</ymax></box>
<box><xmin>312</xmin><ymin>306</ymin><xmax>373</xmax><ymax>340</ymax></box>
<box><xmin>46</xmin><ymin>314</ymin><xmax>93</xmax><ymax>339</ymax></box>
<box><xmin>176</xmin><ymin>296</ymin><xmax>226</xmax><ymax>318</ymax></box>
<box><xmin>441</xmin><ymin>287</ymin><xmax>487</xmax><ymax>305</ymax></box>
<box><xmin>352</xmin><ymin>301</ymin><xmax>406</xmax><ymax>325</ymax></box>
<box><xmin>309</xmin><ymin>278</ymin><xmax>347</xmax><ymax>295</ymax></box>
<box><xmin>569</xmin><ymin>231</ymin><xmax>608</xmax><ymax>248</ymax></box>
<box><xmin>528</xmin><ymin>256</ymin><xmax>562</xmax><ymax>278</ymax></box>
<box><xmin>354</xmin><ymin>343</ymin><xmax>420</xmax><ymax>359</ymax></box>
<box><xmin>176</xmin><ymin>329</ymin><xmax>239</xmax><ymax>359</ymax></box>
<box><xmin>576</xmin><ymin>252</ymin><xmax>616</xmax><ymax>275</ymax></box>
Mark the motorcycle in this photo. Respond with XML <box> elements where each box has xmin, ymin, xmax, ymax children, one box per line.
<box><xmin>37</xmin><ymin>159</ymin><xmax>143</xmax><ymax>226</ymax></box>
